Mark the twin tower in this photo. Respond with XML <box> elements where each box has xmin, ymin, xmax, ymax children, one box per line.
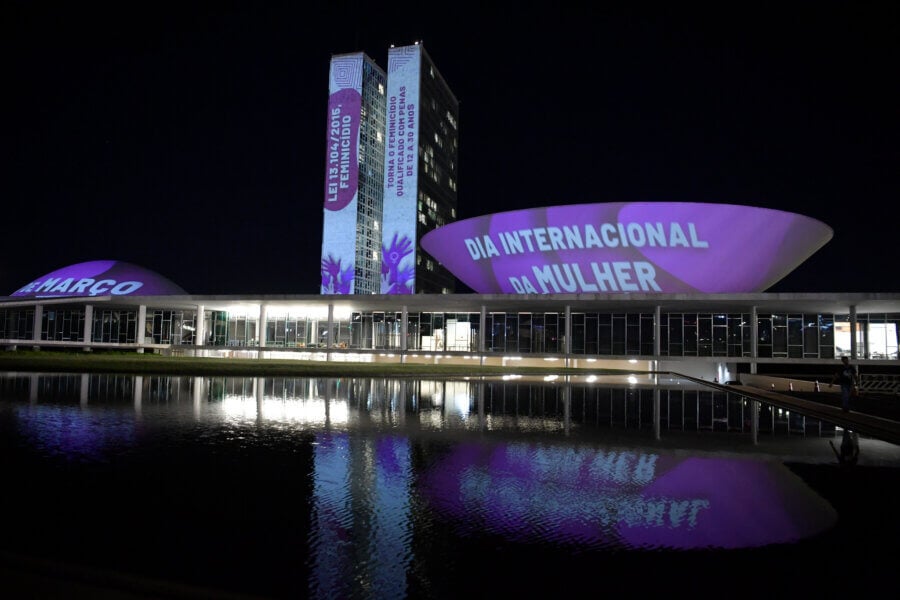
<box><xmin>320</xmin><ymin>42</ymin><xmax>459</xmax><ymax>295</ymax></box>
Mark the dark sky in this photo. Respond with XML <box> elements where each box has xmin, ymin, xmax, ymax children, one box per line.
<box><xmin>3</xmin><ymin>1</ymin><xmax>898</xmax><ymax>295</ymax></box>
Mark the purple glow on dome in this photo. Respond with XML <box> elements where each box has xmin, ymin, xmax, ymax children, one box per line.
<box><xmin>11</xmin><ymin>260</ymin><xmax>188</xmax><ymax>298</ymax></box>
<box><xmin>420</xmin><ymin>202</ymin><xmax>833</xmax><ymax>293</ymax></box>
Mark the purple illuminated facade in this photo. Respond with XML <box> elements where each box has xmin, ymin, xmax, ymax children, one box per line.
<box><xmin>11</xmin><ymin>260</ymin><xmax>187</xmax><ymax>299</ymax></box>
<box><xmin>380</xmin><ymin>45</ymin><xmax>421</xmax><ymax>294</ymax></box>
<box><xmin>420</xmin><ymin>202</ymin><xmax>833</xmax><ymax>293</ymax></box>
<box><xmin>319</xmin><ymin>43</ymin><xmax>458</xmax><ymax>295</ymax></box>
<box><xmin>320</xmin><ymin>53</ymin><xmax>386</xmax><ymax>295</ymax></box>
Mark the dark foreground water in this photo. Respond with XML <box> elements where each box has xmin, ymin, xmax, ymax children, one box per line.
<box><xmin>1</xmin><ymin>373</ymin><xmax>899</xmax><ymax>599</ymax></box>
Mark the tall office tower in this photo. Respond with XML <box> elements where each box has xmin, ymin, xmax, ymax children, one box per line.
<box><xmin>320</xmin><ymin>52</ymin><xmax>386</xmax><ymax>295</ymax></box>
<box><xmin>382</xmin><ymin>42</ymin><xmax>459</xmax><ymax>294</ymax></box>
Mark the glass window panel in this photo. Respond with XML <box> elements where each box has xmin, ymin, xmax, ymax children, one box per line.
<box><xmin>585</xmin><ymin>314</ymin><xmax>598</xmax><ymax>355</ymax></box>
<box><xmin>612</xmin><ymin>315</ymin><xmax>626</xmax><ymax>355</ymax></box>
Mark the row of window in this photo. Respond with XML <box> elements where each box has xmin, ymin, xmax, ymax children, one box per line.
<box><xmin>4</xmin><ymin>307</ymin><xmax>898</xmax><ymax>360</ymax></box>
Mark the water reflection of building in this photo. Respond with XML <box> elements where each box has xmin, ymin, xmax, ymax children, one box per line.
<box><xmin>2</xmin><ymin>372</ymin><xmax>849</xmax><ymax>445</ymax></box>
<box><xmin>1</xmin><ymin>371</ymin><xmax>844</xmax><ymax>572</ymax></box>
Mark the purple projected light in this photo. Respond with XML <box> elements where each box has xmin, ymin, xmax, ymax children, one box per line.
<box><xmin>420</xmin><ymin>442</ymin><xmax>837</xmax><ymax>550</ymax></box>
<box><xmin>15</xmin><ymin>404</ymin><xmax>137</xmax><ymax>462</ymax></box>
<box><xmin>323</xmin><ymin>87</ymin><xmax>361</xmax><ymax>212</ymax></box>
<box><xmin>11</xmin><ymin>260</ymin><xmax>188</xmax><ymax>298</ymax></box>
<box><xmin>420</xmin><ymin>202</ymin><xmax>833</xmax><ymax>293</ymax></box>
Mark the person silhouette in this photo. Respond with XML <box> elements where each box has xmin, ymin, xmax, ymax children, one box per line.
<box><xmin>829</xmin><ymin>356</ymin><xmax>859</xmax><ymax>412</ymax></box>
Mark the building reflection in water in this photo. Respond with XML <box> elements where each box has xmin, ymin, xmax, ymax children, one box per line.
<box><xmin>1</xmin><ymin>372</ymin><xmax>873</xmax><ymax>596</ymax></box>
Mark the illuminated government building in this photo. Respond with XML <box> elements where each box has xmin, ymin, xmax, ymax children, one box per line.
<box><xmin>320</xmin><ymin>42</ymin><xmax>458</xmax><ymax>296</ymax></box>
<box><xmin>2</xmin><ymin>43</ymin><xmax>899</xmax><ymax>385</ymax></box>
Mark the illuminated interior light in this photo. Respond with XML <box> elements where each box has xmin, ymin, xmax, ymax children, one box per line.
<box><xmin>331</xmin><ymin>305</ymin><xmax>353</xmax><ymax>320</ymax></box>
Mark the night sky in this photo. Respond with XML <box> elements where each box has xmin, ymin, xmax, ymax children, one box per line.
<box><xmin>4</xmin><ymin>2</ymin><xmax>898</xmax><ymax>295</ymax></box>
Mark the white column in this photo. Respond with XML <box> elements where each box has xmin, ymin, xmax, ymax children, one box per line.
<box><xmin>401</xmin><ymin>305</ymin><xmax>408</xmax><ymax>363</ymax></box>
<box><xmin>326</xmin><ymin>303</ymin><xmax>334</xmax><ymax>350</ymax></box>
<box><xmin>850</xmin><ymin>305</ymin><xmax>858</xmax><ymax>360</ymax></box>
<box><xmin>195</xmin><ymin>304</ymin><xmax>205</xmax><ymax>347</ymax></box>
<box><xmin>478</xmin><ymin>306</ymin><xmax>487</xmax><ymax>353</ymax></box>
<box><xmin>564</xmin><ymin>304</ymin><xmax>572</xmax><ymax>368</ymax></box>
<box><xmin>324</xmin><ymin>303</ymin><xmax>334</xmax><ymax>363</ymax></box>
<box><xmin>750</xmin><ymin>306</ymin><xmax>758</xmax><ymax>374</ymax></box>
<box><xmin>83</xmin><ymin>304</ymin><xmax>93</xmax><ymax>351</ymax></box>
<box><xmin>136</xmin><ymin>304</ymin><xmax>147</xmax><ymax>353</ymax></box>
<box><xmin>654</xmin><ymin>305</ymin><xmax>662</xmax><ymax>376</ymax></box>
<box><xmin>479</xmin><ymin>305</ymin><xmax>487</xmax><ymax>367</ymax></box>
<box><xmin>654</xmin><ymin>305</ymin><xmax>661</xmax><ymax>357</ymax></box>
<box><xmin>32</xmin><ymin>304</ymin><xmax>43</xmax><ymax>348</ymax></box>
<box><xmin>258</xmin><ymin>303</ymin><xmax>267</xmax><ymax>347</ymax></box>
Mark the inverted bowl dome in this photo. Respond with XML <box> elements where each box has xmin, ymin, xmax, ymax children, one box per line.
<box><xmin>11</xmin><ymin>260</ymin><xmax>188</xmax><ymax>298</ymax></box>
<box><xmin>420</xmin><ymin>202</ymin><xmax>832</xmax><ymax>294</ymax></box>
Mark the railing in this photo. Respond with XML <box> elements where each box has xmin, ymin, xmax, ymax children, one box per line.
<box><xmin>859</xmin><ymin>374</ymin><xmax>900</xmax><ymax>395</ymax></box>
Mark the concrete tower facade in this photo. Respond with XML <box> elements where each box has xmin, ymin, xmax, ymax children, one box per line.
<box><xmin>381</xmin><ymin>42</ymin><xmax>459</xmax><ymax>294</ymax></box>
<box><xmin>320</xmin><ymin>52</ymin><xmax>386</xmax><ymax>295</ymax></box>
<box><xmin>321</xmin><ymin>43</ymin><xmax>458</xmax><ymax>295</ymax></box>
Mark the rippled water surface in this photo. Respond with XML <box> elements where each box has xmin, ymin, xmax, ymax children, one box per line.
<box><xmin>2</xmin><ymin>373</ymin><xmax>899</xmax><ymax>598</ymax></box>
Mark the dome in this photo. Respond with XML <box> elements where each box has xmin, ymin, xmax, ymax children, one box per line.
<box><xmin>420</xmin><ymin>202</ymin><xmax>833</xmax><ymax>294</ymax></box>
<box><xmin>11</xmin><ymin>260</ymin><xmax>188</xmax><ymax>298</ymax></box>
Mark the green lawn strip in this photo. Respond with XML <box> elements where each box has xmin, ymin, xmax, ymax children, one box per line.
<box><xmin>0</xmin><ymin>350</ymin><xmax>638</xmax><ymax>378</ymax></box>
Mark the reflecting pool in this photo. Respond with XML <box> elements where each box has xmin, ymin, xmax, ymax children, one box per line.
<box><xmin>1</xmin><ymin>372</ymin><xmax>899</xmax><ymax>599</ymax></box>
